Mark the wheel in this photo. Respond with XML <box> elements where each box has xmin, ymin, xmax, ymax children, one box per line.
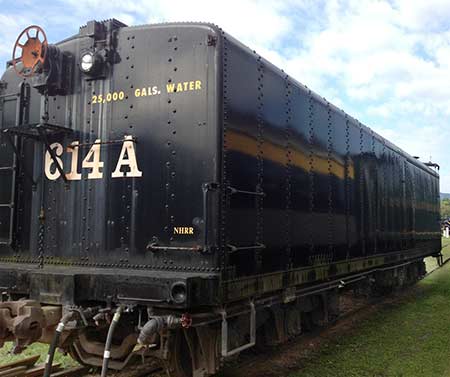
<box><xmin>12</xmin><ymin>25</ymin><xmax>48</xmax><ymax>77</ymax></box>
<box><xmin>167</xmin><ymin>330</ymin><xmax>193</xmax><ymax>377</ymax></box>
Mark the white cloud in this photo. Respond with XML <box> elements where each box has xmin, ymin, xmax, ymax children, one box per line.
<box><xmin>61</xmin><ymin>0</ymin><xmax>292</xmax><ymax>49</ymax></box>
<box><xmin>0</xmin><ymin>14</ymin><xmax>34</xmax><ymax>56</ymax></box>
<box><xmin>395</xmin><ymin>0</ymin><xmax>450</xmax><ymax>32</ymax></box>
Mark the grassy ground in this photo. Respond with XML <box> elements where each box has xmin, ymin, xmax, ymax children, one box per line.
<box><xmin>292</xmin><ymin>238</ymin><xmax>450</xmax><ymax>377</ymax></box>
<box><xmin>0</xmin><ymin>341</ymin><xmax>77</xmax><ymax>367</ymax></box>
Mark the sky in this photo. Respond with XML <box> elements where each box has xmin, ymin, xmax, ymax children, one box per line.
<box><xmin>0</xmin><ymin>0</ymin><xmax>449</xmax><ymax>191</ymax></box>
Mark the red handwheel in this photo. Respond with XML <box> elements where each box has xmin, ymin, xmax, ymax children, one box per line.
<box><xmin>12</xmin><ymin>25</ymin><xmax>48</xmax><ymax>77</ymax></box>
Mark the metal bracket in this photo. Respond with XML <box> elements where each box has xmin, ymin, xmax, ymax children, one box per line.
<box><xmin>116</xmin><ymin>295</ymin><xmax>165</xmax><ymax>304</ymax></box>
<box><xmin>3</xmin><ymin>122</ymin><xmax>72</xmax><ymax>140</ymax></box>
<box><xmin>227</xmin><ymin>186</ymin><xmax>265</xmax><ymax>197</ymax></box>
<box><xmin>67</xmin><ymin>137</ymin><xmax>136</xmax><ymax>149</ymax></box>
<box><xmin>424</xmin><ymin>161</ymin><xmax>440</xmax><ymax>171</ymax></box>
<box><xmin>227</xmin><ymin>243</ymin><xmax>265</xmax><ymax>253</ymax></box>
<box><xmin>207</xmin><ymin>35</ymin><xmax>217</xmax><ymax>46</ymax></box>
<box><xmin>436</xmin><ymin>253</ymin><xmax>444</xmax><ymax>267</ymax></box>
<box><xmin>221</xmin><ymin>302</ymin><xmax>256</xmax><ymax>357</ymax></box>
<box><xmin>3</xmin><ymin>122</ymin><xmax>73</xmax><ymax>188</ymax></box>
<box><xmin>202</xmin><ymin>182</ymin><xmax>219</xmax><ymax>252</ymax></box>
<box><xmin>146</xmin><ymin>242</ymin><xmax>203</xmax><ymax>253</ymax></box>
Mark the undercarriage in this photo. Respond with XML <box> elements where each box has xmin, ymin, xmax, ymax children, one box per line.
<box><xmin>0</xmin><ymin>259</ymin><xmax>427</xmax><ymax>377</ymax></box>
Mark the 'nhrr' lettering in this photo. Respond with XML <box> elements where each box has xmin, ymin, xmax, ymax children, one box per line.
<box><xmin>173</xmin><ymin>227</ymin><xmax>194</xmax><ymax>235</ymax></box>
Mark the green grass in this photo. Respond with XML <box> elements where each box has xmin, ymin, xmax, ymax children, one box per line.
<box><xmin>0</xmin><ymin>341</ymin><xmax>77</xmax><ymax>367</ymax></box>
<box><xmin>292</xmin><ymin>238</ymin><xmax>450</xmax><ymax>377</ymax></box>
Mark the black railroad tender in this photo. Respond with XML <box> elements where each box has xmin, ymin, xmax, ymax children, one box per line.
<box><xmin>0</xmin><ymin>20</ymin><xmax>441</xmax><ymax>376</ymax></box>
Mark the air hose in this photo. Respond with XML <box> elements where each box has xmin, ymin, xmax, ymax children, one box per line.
<box><xmin>100</xmin><ymin>306</ymin><xmax>124</xmax><ymax>377</ymax></box>
<box><xmin>43</xmin><ymin>311</ymin><xmax>76</xmax><ymax>377</ymax></box>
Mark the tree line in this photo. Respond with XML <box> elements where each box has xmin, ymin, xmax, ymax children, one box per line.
<box><xmin>442</xmin><ymin>198</ymin><xmax>450</xmax><ymax>219</ymax></box>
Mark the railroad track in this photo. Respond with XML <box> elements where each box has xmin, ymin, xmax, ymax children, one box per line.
<box><xmin>0</xmin><ymin>356</ymin><xmax>163</xmax><ymax>377</ymax></box>
<box><xmin>0</xmin><ymin>355</ymin><xmax>89</xmax><ymax>377</ymax></box>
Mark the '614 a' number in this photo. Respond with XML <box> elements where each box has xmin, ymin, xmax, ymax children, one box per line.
<box><xmin>44</xmin><ymin>136</ymin><xmax>143</xmax><ymax>181</ymax></box>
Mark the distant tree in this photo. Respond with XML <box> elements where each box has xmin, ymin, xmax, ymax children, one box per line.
<box><xmin>441</xmin><ymin>198</ymin><xmax>450</xmax><ymax>219</ymax></box>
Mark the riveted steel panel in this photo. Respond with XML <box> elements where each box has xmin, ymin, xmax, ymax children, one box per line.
<box><xmin>0</xmin><ymin>21</ymin><xmax>222</xmax><ymax>307</ymax></box>
<box><xmin>0</xmin><ymin>20</ymin><xmax>442</xmax><ymax>308</ymax></box>
<box><xmin>289</xmin><ymin>84</ymin><xmax>311</xmax><ymax>267</ymax></box>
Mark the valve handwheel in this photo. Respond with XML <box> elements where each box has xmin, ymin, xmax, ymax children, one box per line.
<box><xmin>12</xmin><ymin>25</ymin><xmax>48</xmax><ymax>78</ymax></box>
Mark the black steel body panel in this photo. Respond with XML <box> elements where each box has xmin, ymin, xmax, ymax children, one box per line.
<box><xmin>220</xmin><ymin>32</ymin><xmax>441</xmax><ymax>287</ymax></box>
<box><xmin>0</xmin><ymin>22</ymin><xmax>220</xmax><ymax>267</ymax></box>
<box><xmin>0</xmin><ymin>20</ymin><xmax>441</xmax><ymax>308</ymax></box>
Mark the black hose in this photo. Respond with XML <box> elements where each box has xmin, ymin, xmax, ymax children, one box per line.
<box><xmin>100</xmin><ymin>306</ymin><xmax>124</xmax><ymax>377</ymax></box>
<box><xmin>43</xmin><ymin>311</ymin><xmax>75</xmax><ymax>377</ymax></box>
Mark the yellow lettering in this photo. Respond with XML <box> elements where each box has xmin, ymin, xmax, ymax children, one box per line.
<box><xmin>141</xmin><ymin>87</ymin><xmax>147</xmax><ymax>96</ymax></box>
<box><xmin>166</xmin><ymin>83</ymin><xmax>175</xmax><ymax>93</ymax></box>
<box><xmin>134</xmin><ymin>88</ymin><xmax>141</xmax><ymax>97</ymax></box>
<box><xmin>165</xmin><ymin>82</ymin><xmax>202</xmax><ymax>94</ymax></box>
<box><xmin>173</xmin><ymin>226</ymin><xmax>194</xmax><ymax>235</ymax></box>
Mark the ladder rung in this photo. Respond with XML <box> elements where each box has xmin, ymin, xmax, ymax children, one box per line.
<box><xmin>0</xmin><ymin>166</ymin><xmax>14</xmax><ymax>171</ymax></box>
<box><xmin>0</xmin><ymin>93</ymin><xmax>18</xmax><ymax>99</ymax></box>
<box><xmin>0</xmin><ymin>204</ymin><xmax>12</xmax><ymax>208</ymax></box>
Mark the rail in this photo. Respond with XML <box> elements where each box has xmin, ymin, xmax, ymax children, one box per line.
<box><xmin>0</xmin><ymin>355</ymin><xmax>89</xmax><ymax>377</ymax></box>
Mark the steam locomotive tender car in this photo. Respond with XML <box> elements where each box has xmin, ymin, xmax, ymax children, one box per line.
<box><xmin>0</xmin><ymin>20</ymin><xmax>441</xmax><ymax>377</ymax></box>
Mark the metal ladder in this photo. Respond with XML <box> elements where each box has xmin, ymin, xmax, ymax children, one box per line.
<box><xmin>221</xmin><ymin>302</ymin><xmax>256</xmax><ymax>357</ymax></box>
<box><xmin>0</xmin><ymin>82</ymin><xmax>30</xmax><ymax>246</ymax></box>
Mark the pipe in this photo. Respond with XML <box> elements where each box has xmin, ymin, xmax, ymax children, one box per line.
<box><xmin>137</xmin><ymin>315</ymin><xmax>181</xmax><ymax>345</ymax></box>
<box><xmin>100</xmin><ymin>306</ymin><xmax>124</xmax><ymax>377</ymax></box>
<box><xmin>137</xmin><ymin>316</ymin><xmax>165</xmax><ymax>345</ymax></box>
<box><xmin>43</xmin><ymin>311</ymin><xmax>76</xmax><ymax>377</ymax></box>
